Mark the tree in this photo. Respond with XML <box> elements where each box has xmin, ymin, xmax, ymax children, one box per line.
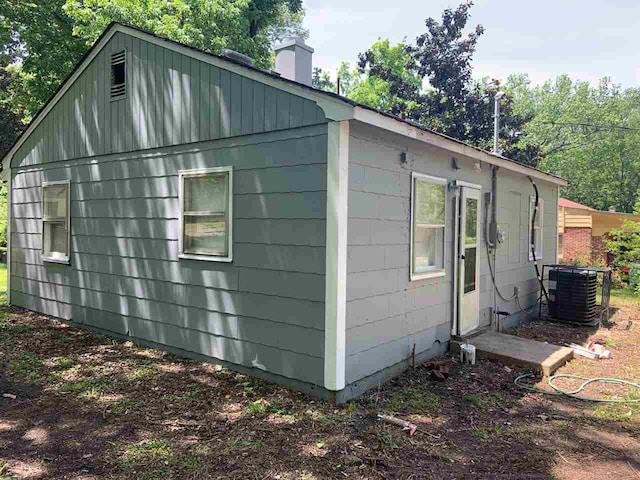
<box><xmin>312</xmin><ymin>67</ymin><xmax>335</xmax><ymax>92</ymax></box>
<box><xmin>508</xmin><ymin>74</ymin><xmax>640</xmax><ymax>211</ymax></box>
<box><xmin>0</xmin><ymin>0</ymin><xmax>306</xmax><ymax>120</ymax></box>
<box><xmin>0</xmin><ymin>60</ymin><xmax>24</xmax><ymax>159</ymax></box>
<box><xmin>352</xmin><ymin>2</ymin><xmax>535</xmax><ymax>164</ymax></box>
<box><xmin>606</xmin><ymin>220</ymin><xmax>640</xmax><ymax>266</ymax></box>
<box><xmin>353</xmin><ymin>39</ymin><xmax>421</xmax><ymax>114</ymax></box>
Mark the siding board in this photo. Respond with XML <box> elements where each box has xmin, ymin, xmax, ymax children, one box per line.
<box><xmin>11</xmin><ymin>121</ymin><xmax>329</xmax><ymax>388</ymax></box>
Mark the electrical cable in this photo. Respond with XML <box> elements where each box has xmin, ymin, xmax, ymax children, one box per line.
<box><xmin>514</xmin><ymin>373</ymin><xmax>640</xmax><ymax>403</ymax></box>
<box><xmin>528</xmin><ymin>178</ymin><xmax>550</xmax><ymax>304</ymax></box>
<box><xmin>485</xmin><ymin>239</ymin><xmax>516</xmax><ymax>302</ymax></box>
<box><xmin>483</xmin><ymin>194</ymin><xmax>516</xmax><ymax>303</ymax></box>
<box><xmin>537</xmin><ymin>120</ymin><xmax>640</xmax><ymax>133</ymax></box>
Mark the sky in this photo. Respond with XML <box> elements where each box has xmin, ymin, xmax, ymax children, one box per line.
<box><xmin>302</xmin><ymin>0</ymin><xmax>640</xmax><ymax>88</ymax></box>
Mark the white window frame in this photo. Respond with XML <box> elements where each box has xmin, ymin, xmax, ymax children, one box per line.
<box><xmin>529</xmin><ymin>196</ymin><xmax>544</xmax><ymax>261</ymax></box>
<box><xmin>178</xmin><ymin>166</ymin><xmax>233</xmax><ymax>262</ymax></box>
<box><xmin>41</xmin><ymin>180</ymin><xmax>71</xmax><ymax>265</ymax></box>
<box><xmin>410</xmin><ymin>172</ymin><xmax>447</xmax><ymax>281</ymax></box>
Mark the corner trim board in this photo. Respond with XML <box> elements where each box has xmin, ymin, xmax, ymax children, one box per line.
<box><xmin>324</xmin><ymin>120</ymin><xmax>349</xmax><ymax>391</ymax></box>
<box><xmin>6</xmin><ymin>170</ymin><xmax>11</xmax><ymax>304</ymax></box>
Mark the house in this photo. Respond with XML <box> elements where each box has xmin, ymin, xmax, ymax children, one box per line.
<box><xmin>0</xmin><ymin>23</ymin><xmax>566</xmax><ymax>402</ymax></box>
<box><xmin>558</xmin><ymin>198</ymin><xmax>640</xmax><ymax>264</ymax></box>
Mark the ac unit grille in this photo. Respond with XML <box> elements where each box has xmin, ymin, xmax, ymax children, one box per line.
<box><xmin>548</xmin><ymin>268</ymin><xmax>600</xmax><ymax>326</ymax></box>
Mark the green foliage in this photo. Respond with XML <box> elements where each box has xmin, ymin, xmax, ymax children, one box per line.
<box><xmin>0</xmin><ymin>0</ymin><xmax>305</xmax><ymax>122</ymax></box>
<box><xmin>508</xmin><ymin>74</ymin><xmax>640</xmax><ymax>212</ymax></box>
<box><xmin>606</xmin><ymin>220</ymin><xmax>640</xmax><ymax>265</ymax></box>
<box><xmin>346</xmin><ymin>3</ymin><xmax>535</xmax><ymax>164</ymax></box>
<box><xmin>0</xmin><ymin>183</ymin><xmax>7</xmax><ymax>248</ymax></box>
<box><xmin>383</xmin><ymin>387</ymin><xmax>441</xmax><ymax>414</ymax></box>
<box><xmin>350</xmin><ymin>39</ymin><xmax>421</xmax><ymax>114</ymax></box>
<box><xmin>312</xmin><ymin>67</ymin><xmax>335</xmax><ymax>92</ymax></box>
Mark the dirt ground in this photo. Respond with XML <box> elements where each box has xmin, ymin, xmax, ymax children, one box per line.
<box><xmin>1</xmin><ymin>294</ymin><xmax>639</xmax><ymax>480</ymax></box>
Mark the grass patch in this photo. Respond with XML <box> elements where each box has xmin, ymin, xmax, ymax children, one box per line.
<box><xmin>123</xmin><ymin>440</ymin><xmax>173</xmax><ymax>466</ymax></box>
<box><xmin>376</xmin><ymin>430</ymin><xmax>402</xmax><ymax>450</ymax></box>
<box><xmin>464</xmin><ymin>392</ymin><xmax>507</xmax><ymax>410</ymax></box>
<box><xmin>110</xmin><ymin>398</ymin><xmax>146</xmax><ymax>416</ymax></box>
<box><xmin>0</xmin><ymin>314</ymin><xmax>31</xmax><ymax>335</ymax></box>
<box><xmin>60</xmin><ymin>377</ymin><xmax>112</xmax><ymax>398</ymax></box>
<box><xmin>472</xmin><ymin>425</ymin><xmax>505</xmax><ymax>441</ymax></box>
<box><xmin>125</xmin><ymin>365</ymin><xmax>159</xmax><ymax>382</ymax></box>
<box><xmin>246</xmin><ymin>398</ymin><xmax>283</xmax><ymax>416</ymax></box>
<box><xmin>383</xmin><ymin>386</ymin><xmax>441</xmax><ymax>415</ymax></box>
<box><xmin>593</xmin><ymin>390</ymin><xmax>640</xmax><ymax>422</ymax></box>
<box><xmin>610</xmin><ymin>287</ymin><xmax>640</xmax><ymax>303</ymax></box>
<box><xmin>166</xmin><ymin>386</ymin><xmax>206</xmax><ymax>407</ymax></box>
<box><xmin>222</xmin><ymin>437</ymin><xmax>263</xmax><ymax>454</ymax></box>
<box><xmin>55</xmin><ymin>357</ymin><xmax>77</xmax><ymax>369</ymax></box>
<box><xmin>0</xmin><ymin>263</ymin><xmax>6</xmax><ymax>290</ymax></box>
<box><xmin>8</xmin><ymin>352</ymin><xmax>43</xmax><ymax>382</ymax></box>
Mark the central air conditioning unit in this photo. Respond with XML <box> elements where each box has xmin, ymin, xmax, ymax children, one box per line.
<box><xmin>544</xmin><ymin>265</ymin><xmax>612</xmax><ymax>327</ymax></box>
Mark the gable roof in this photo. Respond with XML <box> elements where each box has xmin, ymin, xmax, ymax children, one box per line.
<box><xmin>1</xmin><ymin>22</ymin><xmax>567</xmax><ymax>187</ymax></box>
<box><xmin>559</xmin><ymin>198</ymin><xmax>594</xmax><ymax>210</ymax></box>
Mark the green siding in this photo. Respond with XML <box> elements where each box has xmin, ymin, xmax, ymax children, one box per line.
<box><xmin>12</xmin><ymin>32</ymin><xmax>327</xmax><ymax>168</ymax></box>
<box><xmin>9</xmin><ymin>28</ymin><xmax>330</xmax><ymax>387</ymax></box>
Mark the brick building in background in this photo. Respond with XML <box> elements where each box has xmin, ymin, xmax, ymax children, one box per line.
<box><xmin>558</xmin><ymin>198</ymin><xmax>640</xmax><ymax>264</ymax></box>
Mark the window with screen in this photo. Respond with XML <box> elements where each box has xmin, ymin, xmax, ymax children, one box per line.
<box><xmin>411</xmin><ymin>173</ymin><xmax>447</xmax><ymax>280</ymax></box>
<box><xmin>529</xmin><ymin>196</ymin><xmax>544</xmax><ymax>260</ymax></box>
<box><xmin>42</xmin><ymin>182</ymin><xmax>70</xmax><ymax>263</ymax></box>
<box><xmin>179</xmin><ymin>167</ymin><xmax>233</xmax><ymax>261</ymax></box>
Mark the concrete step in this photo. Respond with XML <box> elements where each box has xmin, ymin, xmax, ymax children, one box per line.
<box><xmin>451</xmin><ymin>331</ymin><xmax>574</xmax><ymax>376</ymax></box>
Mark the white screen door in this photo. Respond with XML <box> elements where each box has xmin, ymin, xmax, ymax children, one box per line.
<box><xmin>458</xmin><ymin>187</ymin><xmax>481</xmax><ymax>335</ymax></box>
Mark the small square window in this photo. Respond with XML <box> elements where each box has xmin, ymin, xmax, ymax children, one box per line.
<box><xmin>179</xmin><ymin>167</ymin><xmax>233</xmax><ymax>262</ymax></box>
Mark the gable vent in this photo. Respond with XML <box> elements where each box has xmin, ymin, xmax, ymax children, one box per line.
<box><xmin>110</xmin><ymin>50</ymin><xmax>126</xmax><ymax>100</ymax></box>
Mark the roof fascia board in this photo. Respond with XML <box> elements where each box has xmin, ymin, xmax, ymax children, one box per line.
<box><xmin>1</xmin><ymin>26</ymin><xmax>119</xmax><ymax>174</ymax></box>
<box><xmin>592</xmin><ymin>210</ymin><xmax>640</xmax><ymax>218</ymax></box>
<box><xmin>1</xmin><ymin>24</ymin><xmax>354</xmax><ymax>174</ymax></box>
<box><xmin>353</xmin><ymin>107</ymin><xmax>568</xmax><ymax>187</ymax></box>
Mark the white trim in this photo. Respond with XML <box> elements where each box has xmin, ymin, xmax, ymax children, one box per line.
<box><xmin>454</xmin><ymin>180</ymin><xmax>482</xmax><ymax>190</ymax></box>
<box><xmin>556</xmin><ymin>186</ymin><xmax>560</xmax><ymax>261</ymax></box>
<box><xmin>6</xmin><ymin>171</ymin><xmax>11</xmax><ymax>304</ymax></box>
<box><xmin>178</xmin><ymin>166</ymin><xmax>233</xmax><ymax>263</ymax></box>
<box><xmin>41</xmin><ymin>179</ymin><xmax>71</xmax><ymax>265</ymax></box>
<box><xmin>324</xmin><ymin>120</ymin><xmax>349</xmax><ymax>391</ymax></box>
<box><xmin>451</xmin><ymin>185</ymin><xmax>460</xmax><ymax>335</ymax></box>
<box><xmin>42</xmin><ymin>256</ymin><xmax>71</xmax><ymax>265</ymax></box>
<box><xmin>528</xmin><ymin>195</ymin><xmax>544</xmax><ymax>261</ymax></box>
<box><xmin>353</xmin><ymin>107</ymin><xmax>568</xmax><ymax>187</ymax></box>
<box><xmin>410</xmin><ymin>172</ymin><xmax>448</xmax><ymax>281</ymax></box>
<box><xmin>457</xmin><ymin>187</ymin><xmax>481</xmax><ymax>335</ymax></box>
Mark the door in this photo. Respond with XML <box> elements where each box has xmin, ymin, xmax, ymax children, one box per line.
<box><xmin>458</xmin><ymin>187</ymin><xmax>481</xmax><ymax>335</ymax></box>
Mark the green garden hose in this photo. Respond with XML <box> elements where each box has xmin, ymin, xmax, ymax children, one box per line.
<box><xmin>514</xmin><ymin>373</ymin><xmax>640</xmax><ymax>403</ymax></box>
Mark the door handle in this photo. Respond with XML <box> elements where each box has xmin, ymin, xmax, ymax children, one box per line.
<box><xmin>460</xmin><ymin>254</ymin><xmax>465</xmax><ymax>260</ymax></box>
